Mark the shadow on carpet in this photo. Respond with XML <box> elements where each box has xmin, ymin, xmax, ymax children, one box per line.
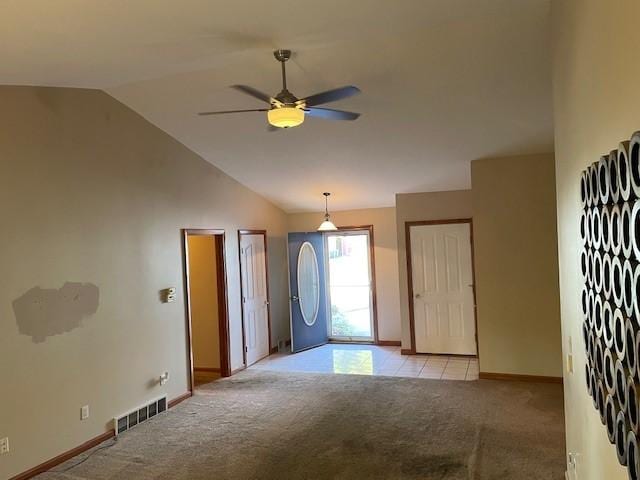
<box><xmin>36</xmin><ymin>370</ymin><xmax>566</xmax><ymax>479</ymax></box>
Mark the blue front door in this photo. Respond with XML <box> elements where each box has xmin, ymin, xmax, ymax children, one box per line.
<box><xmin>288</xmin><ymin>232</ymin><xmax>328</xmax><ymax>353</ymax></box>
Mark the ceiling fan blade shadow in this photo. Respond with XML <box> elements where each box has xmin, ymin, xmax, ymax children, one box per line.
<box><xmin>304</xmin><ymin>107</ymin><xmax>360</xmax><ymax>121</ymax></box>
<box><xmin>297</xmin><ymin>86</ymin><xmax>360</xmax><ymax>107</ymax></box>
<box><xmin>198</xmin><ymin>109</ymin><xmax>268</xmax><ymax>116</ymax></box>
<box><xmin>232</xmin><ymin>85</ymin><xmax>279</xmax><ymax>105</ymax></box>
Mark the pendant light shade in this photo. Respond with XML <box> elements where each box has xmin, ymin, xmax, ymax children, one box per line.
<box><xmin>317</xmin><ymin>192</ymin><xmax>337</xmax><ymax>231</ymax></box>
<box><xmin>318</xmin><ymin>219</ymin><xmax>338</xmax><ymax>231</ymax></box>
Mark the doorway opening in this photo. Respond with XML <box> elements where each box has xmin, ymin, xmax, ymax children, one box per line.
<box><xmin>238</xmin><ymin>229</ymin><xmax>272</xmax><ymax>367</ymax></box>
<box><xmin>183</xmin><ymin>229</ymin><xmax>231</xmax><ymax>392</ymax></box>
<box><xmin>405</xmin><ymin>219</ymin><xmax>478</xmax><ymax>357</ymax></box>
<box><xmin>286</xmin><ymin>226</ymin><xmax>379</xmax><ymax>354</ymax></box>
<box><xmin>325</xmin><ymin>227</ymin><xmax>378</xmax><ymax>343</ymax></box>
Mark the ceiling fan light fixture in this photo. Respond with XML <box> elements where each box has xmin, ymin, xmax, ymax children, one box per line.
<box><xmin>267</xmin><ymin>106</ymin><xmax>304</xmax><ymax>128</ymax></box>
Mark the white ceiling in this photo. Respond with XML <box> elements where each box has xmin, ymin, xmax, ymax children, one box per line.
<box><xmin>2</xmin><ymin>0</ymin><xmax>553</xmax><ymax>212</ymax></box>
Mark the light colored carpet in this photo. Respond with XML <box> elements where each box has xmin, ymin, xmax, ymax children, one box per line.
<box><xmin>36</xmin><ymin>370</ymin><xmax>566</xmax><ymax>479</ymax></box>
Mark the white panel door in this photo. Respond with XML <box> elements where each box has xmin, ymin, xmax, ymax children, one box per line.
<box><xmin>240</xmin><ymin>234</ymin><xmax>270</xmax><ymax>366</ymax></box>
<box><xmin>410</xmin><ymin>222</ymin><xmax>476</xmax><ymax>355</ymax></box>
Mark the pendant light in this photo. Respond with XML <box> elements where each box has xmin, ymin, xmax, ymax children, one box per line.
<box><xmin>317</xmin><ymin>192</ymin><xmax>338</xmax><ymax>231</ymax></box>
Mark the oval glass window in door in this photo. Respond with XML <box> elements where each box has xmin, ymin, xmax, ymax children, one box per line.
<box><xmin>297</xmin><ymin>241</ymin><xmax>320</xmax><ymax>326</ymax></box>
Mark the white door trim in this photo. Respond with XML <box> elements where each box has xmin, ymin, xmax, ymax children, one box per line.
<box><xmin>406</xmin><ymin>219</ymin><xmax>478</xmax><ymax>355</ymax></box>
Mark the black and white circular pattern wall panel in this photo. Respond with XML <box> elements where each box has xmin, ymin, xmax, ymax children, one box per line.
<box><xmin>582</xmin><ymin>132</ymin><xmax>640</xmax><ymax>479</ymax></box>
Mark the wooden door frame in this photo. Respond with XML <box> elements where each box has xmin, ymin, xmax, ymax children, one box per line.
<box><xmin>238</xmin><ymin>229</ymin><xmax>273</xmax><ymax>365</ymax></box>
<box><xmin>182</xmin><ymin>228</ymin><xmax>232</xmax><ymax>394</ymax></box>
<box><xmin>325</xmin><ymin>225</ymin><xmax>380</xmax><ymax>344</ymax></box>
<box><xmin>405</xmin><ymin>219</ymin><xmax>479</xmax><ymax>356</ymax></box>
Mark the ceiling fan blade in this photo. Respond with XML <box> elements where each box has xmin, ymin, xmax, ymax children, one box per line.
<box><xmin>297</xmin><ymin>86</ymin><xmax>361</xmax><ymax>107</ymax></box>
<box><xmin>231</xmin><ymin>85</ymin><xmax>279</xmax><ymax>105</ymax></box>
<box><xmin>304</xmin><ymin>107</ymin><xmax>360</xmax><ymax>121</ymax></box>
<box><xmin>198</xmin><ymin>108</ymin><xmax>269</xmax><ymax>116</ymax></box>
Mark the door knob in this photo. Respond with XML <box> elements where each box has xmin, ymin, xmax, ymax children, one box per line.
<box><xmin>415</xmin><ymin>293</ymin><xmax>421</xmax><ymax>299</ymax></box>
<box><xmin>290</xmin><ymin>295</ymin><xmax>299</xmax><ymax>302</ymax></box>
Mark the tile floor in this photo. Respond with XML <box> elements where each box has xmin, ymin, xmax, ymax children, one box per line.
<box><xmin>249</xmin><ymin>344</ymin><xmax>479</xmax><ymax>381</ymax></box>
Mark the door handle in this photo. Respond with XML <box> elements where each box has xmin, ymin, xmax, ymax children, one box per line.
<box><xmin>414</xmin><ymin>293</ymin><xmax>421</xmax><ymax>299</ymax></box>
<box><xmin>290</xmin><ymin>295</ymin><xmax>299</xmax><ymax>302</ymax></box>
<box><xmin>264</xmin><ymin>300</ymin><xmax>270</xmax><ymax>305</ymax></box>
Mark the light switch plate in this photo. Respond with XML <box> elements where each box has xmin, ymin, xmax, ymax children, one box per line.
<box><xmin>0</xmin><ymin>437</ymin><xmax>9</xmax><ymax>455</ymax></box>
<box><xmin>567</xmin><ymin>452</ymin><xmax>578</xmax><ymax>479</ymax></box>
<box><xmin>81</xmin><ymin>405</ymin><xmax>90</xmax><ymax>420</ymax></box>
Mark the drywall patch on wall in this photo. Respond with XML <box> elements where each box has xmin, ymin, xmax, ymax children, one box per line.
<box><xmin>12</xmin><ymin>282</ymin><xmax>99</xmax><ymax>343</ymax></box>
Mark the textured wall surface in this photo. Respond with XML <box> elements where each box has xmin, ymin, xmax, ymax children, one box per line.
<box><xmin>0</xmin><ymin>86</ymin><xmax>288</xmax><ymax>479</ymax></box>
<box><xmin>552</xmin><ymin>0</ymin><xmax>640</xmax><ymax>477</ymax></box>
<box><xmin>471</xmin><ymin>154</ymin><xmax>562</xmax><ymax>377</ymax></box>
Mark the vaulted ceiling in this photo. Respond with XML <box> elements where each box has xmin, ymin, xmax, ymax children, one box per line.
<box><xmin>2</xmin><ymin>0</ymin><xmax>553</xmax><ymax>212</ymax></box>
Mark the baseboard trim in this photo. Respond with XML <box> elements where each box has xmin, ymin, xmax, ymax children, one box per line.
<box><xmin>401</xmin><ymin>348</ymin><xmax>416</xmax><ymax>355</ymax></box>
<box><xmin>269</xmin><ymin>339</ymin><xmax>291</xmax><ymax>354</ymax></box>
<box><xmin>9</xmin><ymin>429</ymin><xmax>115</xmax><ymax>480</ymax></box>
<box><xmin>428</xmin><ymin>352</ymin><xmax>476</xmax><ymax>358</ymax></box>
<box><xmin>329</xmin><ymin>339</ymin><xmax>374</xmax><ymax>345</ymax></box>
<box><xmin>194</xmin><ymin>367</ymin><xmax>221</xmax><ymax>373</ymax></box>
<box><xmin>168</xmin><ymin>391</ymin><xmax>192</xmax><ymax>408</ymax></box>
<box><xmin>479</xmin><ymin>372</ymin><xmax>563</xmax><ymax>384</ymax></box>
<box><xmin>231</xmin><ymin>365</ymin><xmax>246</xmax><ymax>375</ymax></box>
<box><xmin>376</xmin><ymin>340</ymin><xmax>401</xmax><ymax>346</ymax></box>
<box><xmin>11</xmin><ymin>391</ymin><xmax>191</xmax><ymax>480</ymax></box>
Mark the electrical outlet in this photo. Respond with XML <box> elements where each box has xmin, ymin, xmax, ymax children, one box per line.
<box><xmin>81</xmin><ymin>405</ymin><xmax>90</xmax><ymax>420</ymax></box>
<box><xmin>161</xmin><ymin>288</ymin><xmax>176</xmax><ymax>303</ymax></box>
<box><xmin>0</xmin><ymin>437</ymin><xmax>9</xmax><ymax>455</ymax></box>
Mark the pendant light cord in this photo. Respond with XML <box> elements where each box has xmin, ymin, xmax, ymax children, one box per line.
<box><xmin>324</xmin><ymin>192</ymin><xmax>330</xmax><ymax>220</ymax></box>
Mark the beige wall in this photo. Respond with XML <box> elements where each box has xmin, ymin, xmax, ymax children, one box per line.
<box><xmin>552</xmin><ymin>0</ymin><xmax>640</xmax><ymax>477</ymax></box>
<box><xmin>471</xmin><ymin>154</ymin><xmax>562</xmax><ymax>377</ymax></box>
<box><xmin>287</xmin><ymin>207</ymin><xmax>401</xmax><ymax>341</ymax></box>
<box><xmin>187</xmin><ymin>235</ymin><xmax>220</xmax><ymax>369</ymax></box>
<box><xmin>0</xmin><ymin>86</ymin><xmax>289</xmax><ymax>479</ymax></box>
<box><xmin>395</xmin><ymin>190</ymin><xmax>474</xmax><ymax>349</ymax></box>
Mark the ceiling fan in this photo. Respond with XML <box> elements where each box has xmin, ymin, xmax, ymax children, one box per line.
<box><xmin>198</xmin><ymin>49</ymin><xmax>361</xmax><ymax>129</ymax></box>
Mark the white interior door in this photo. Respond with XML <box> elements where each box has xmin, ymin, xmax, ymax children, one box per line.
<box><xmin>240</xmin><ymin>234</ymin><xmax>270</xmax><ymax>365</ymax></box>
<box><xmin>410</xmin><ymin>222</ymin><xmax>476</xmax><ymax>355</ymax></box>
